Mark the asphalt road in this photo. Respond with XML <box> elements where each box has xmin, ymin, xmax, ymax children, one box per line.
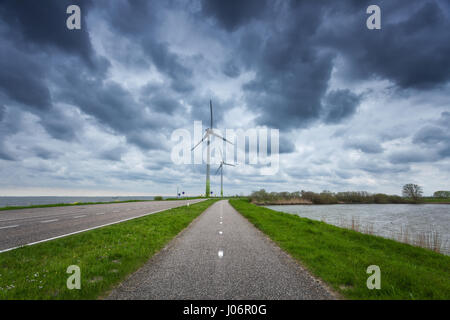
<box><xmin>0</xmin><ymin>199</ymin><xmax>205</xmax><ymax>252</ymax></box>
<box><xmin>107</xmin><ymin>200</ymin><xmax>336</xmax><ymax>299</ymax></box>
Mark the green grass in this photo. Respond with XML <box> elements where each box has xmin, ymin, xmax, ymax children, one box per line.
<box><xmin>0</xmin><ymin>199</ymin><xmax>216</xmax><ymax>299</ymax></box>
<box><xmin>229</xmin><ymin>199</ymin><xmax>450</xmax><ymax>300</ymax></box>
<box><xmin>422</xmin><ymin>197</ymin><xmax>450</xmax><ymax>203</ymax></box>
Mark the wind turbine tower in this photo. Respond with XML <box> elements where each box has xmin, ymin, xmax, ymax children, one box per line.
<box><xmin>191</xmin><ymin>100</ymin><xmax>233</xmax><ymax>197</ymax></box>
<box><xmin>216</xmin><ymin>151</ymin><xmax>235</xmax><ymax>197</ymax></box>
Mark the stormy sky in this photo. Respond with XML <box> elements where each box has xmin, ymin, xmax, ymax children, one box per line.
<box><xmin>0</xmin><ymin>0</ymin><xmax>449</xmax><ymax>196</ymax></box>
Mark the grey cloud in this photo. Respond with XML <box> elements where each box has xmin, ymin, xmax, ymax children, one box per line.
<box><xmin>142</xmin><ymin>40</ymin><xmax>195</xmax><ymax>93</ymax></box>
<box><xmin>222</xmin><ymin>60</ymin><xmax>241</xmax><ymax>78</ymax></box>
<box><xmin>411</xmin><ymin>111</ymin><xmax>450</xmax><ymax>160</ymax></box>
<box><xmin>413</xmin><ymin>125</ymin><xmax>447</xmax><ymax>145</ymax></box>
<box><xmin>0</xmin><ymin>47</ymin><xmax>51</xmax><ymax>110</ymax></box>
<box><xmin>344</xmin><ymin>138</ymin><xmax>384</xmax><ymax>154</ymax></box>
<box><xmin>388</xmin><ymin>150</ymin><xmax>437</xmax><ymax>164</ymax></box>
<box><xmin>31</xmin><ymin>146</ymin><xmax>60</xmax><ymax>160</ymax></box>
<box><xmin>322</xmin><ymin>90</ymin><xmax>361</xmax><ymax>124</ymax></box>
<box><xmin>103</xmin><ymin>1</ymin><xmax>195</xmax><ymax>93</ymax></box>
<box><xmin>201</xmin><ymin>0</ymin><xmax>268</xmax><ymax>32</ymax></box>
<box><xmin>98</xmin><ymin>147</ymin><xmax>126</xmax><ymax>162</ymax></box>
<box><xmin>140</xmin><ymin>84</ymin><xmax>182</xmax><ymax>115</ymax></box>
<box><xmin>0</xmin><ymin>0</ymin><xmax>95</xmax><ymax>67</ymax></box>
<box><xmin>321</xmin><ymin>1</ymin><xmax>450</xmax><ymax>89</ymax></box>
<box><xmin>0</xmin><ymin>143</ymin><xmax>15</xmax><ymax>161</ymax></box>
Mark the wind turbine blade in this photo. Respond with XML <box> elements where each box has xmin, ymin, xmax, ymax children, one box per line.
<box><xmin>215</xmin><ymin>164</ymin><xmax>222</xmax><ymax>175</ymax></box>
<box><xmin>223</xmin><ymin>162</ymin><xmax>235</xmax><ymax>166</ymax></box>
<box><xmin>191</xmin><ymin>132</ymin><xmax>208</xmax><ymax>151</ymax></box>
<box><xmin>210</xmin><ymin>130</ymin><xmax>233</xmax><ymax>145</ymax></box>
<box><xmin>210</xmin><ymin>100</ymin><xmax>213</xmax><ymax>128</ymax></box>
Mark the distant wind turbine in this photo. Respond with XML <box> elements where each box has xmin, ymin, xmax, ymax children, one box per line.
<box><xmin>215</xmin><ymin>149</ymin><xmax>235</xmax><ymax>198</ymax></box>
<box><xmin>191</xmin><ymin>100</ymin><xmax>233</xmax><ymax>197</ymax></box>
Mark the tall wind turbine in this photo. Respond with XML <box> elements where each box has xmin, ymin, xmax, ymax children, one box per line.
<box><xmin>215</xmin><ymin>150</ymin><xmax>235</xmax><ymax>198</ymax></box>
<box><xmin>191</xmin><ymin>100</ymin><xmax>233</xmax><ymax>197</ymax></box>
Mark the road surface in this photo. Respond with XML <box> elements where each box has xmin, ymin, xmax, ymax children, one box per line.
<box><xmin>0</xmin><ymin>199</ymin><xmax>205</xmax><ymax>252</ymax></box>
<box><xmin>107</xmin><ymin>200</ymin><xmax>336</xmax><ymax>299</ymax></box>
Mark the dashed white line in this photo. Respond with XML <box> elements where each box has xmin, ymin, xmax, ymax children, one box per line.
<box><xmin>0</xmin><ymin>225</ymin><xmax>19</xmax><ymax>230</ymax></box>
<box><xmin>95</xmin><ymin>212</ymin><xmax>105</xmax><ymax>215</ymax></box>
<box><xmin>40</xmin><ymin>219</ymin><xmax>58</xmax><ymax>223</ymax></box>
<box><xmin>218</xmin><ymin>250</ymin><xmax>224</xmax><ymax>258</ymax></box>
<box><xmin>219</xmin><ymin>231</ymin><xmax>223</xmax><ymax>235</ymax></box>
<box><xmin>219</xmin><ymin>221</ymin><xmax>223</xmax><ymax>225</ymax></box>
<box><xmin>73</xmin><ymin>215</ymin><xmax>86</xmax><ymax>219</ymax></box>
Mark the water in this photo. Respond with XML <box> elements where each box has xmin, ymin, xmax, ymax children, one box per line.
<box><xmin>0</xmin><ymin>196</ymin><xmax>159</xmax><ymax>207</ymax></box>
<box><xmin>265</xmin><ymin>204</ymin><xmax>450</xmax><ymax>255</ymax></box>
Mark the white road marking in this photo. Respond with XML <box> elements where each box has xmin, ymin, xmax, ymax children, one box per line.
<box><xmin>73</xmin><ymin>215</ymin><xmax>86</xmax><ymax>219</ymax></box>
<box><xmin>219</xmin><ymin>231</ymin><xmax>223</xmax><ymax>235</ymax></box>
<box><xmin>0</xmin><ymin>225</ymin><xmax>19</xmax><ymax>230</ymax></box>
<box><xmin>219</xmin><ymin>221</ymin><xmax>223</xmax><ymax>224</ymax></box>
<box><xmin>40</xmin><ymin>219</ymin><xmax>58</xmax><ymax>223</ymax></box>
<box><xmin>96</xmin><ymin>212</ymin><xmax>105</xmax><ymax>215</ymax></box>
<box><xmin>218</xmin><ymin>250</ymin><xmax>223</xmax><ymax>258</ymax></box>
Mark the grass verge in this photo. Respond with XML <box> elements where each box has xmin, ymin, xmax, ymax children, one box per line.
<box><xmin>0</xmin><ymin>199</ymin><xmax>216</xmax><ymax>299</ymax></box>
<box><xmin>229</xmin><ymin>199</ymin><xmax>450</xmax><ymax>299</ymax></box>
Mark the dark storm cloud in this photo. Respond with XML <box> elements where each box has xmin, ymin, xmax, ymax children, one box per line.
<box><xmin>320</xmin><ymin>1</ymin><xmax>450</xmax><ymax>89</ymax></box>
<box><xmin>201</xmin><ymin>0</ymin><xmax>269</xmax><ymax>32</ymax></box>
<box><xmin>0</xmin><ymin>106</ymin><xmax>23</xmax><ymax>161</ymax></box>
<box><xmin>142</xmin><ymin>40</ymin><xmax>195</xmax><ymax>93</ymax></box>
<box><xmin>102</xmin><ymin>1</ymin><xmax>195</xmax><ymax>93</ymax></box>
<box><xmin>55</xmin><ymin>70</ymin><xmax>170</xmax><ymax>149</ymax></box>
<box><xmin>223</xmin><ymin>1</ymin><xmax>360</xmax><ymax>130</ymax></box>
<box><xmin>207</xmin><ymin>0</ymin><xmax>449</xmax><ymax>130</ymax></box>
<box><xmin>0</xmin><ymin>47</ymin><xmax>51</xmax><ymax>110</ymax></box>
<box><xmin>322</xmin><ymin>90</ymin><xmax>361</xmax><ymax>124</ymax></box>
<box><xmin>0</xmin><ymin>0</ymin><xmax>95</xmax><ymax>66</ymax></box>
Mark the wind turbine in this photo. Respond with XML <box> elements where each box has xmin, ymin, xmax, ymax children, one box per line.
<box><xmin>215</xmin><ymin>150</ymin><xmax>235</xmax><ymax>198</ymax></box>
<box><xmin>191</xmin><ymin>100</ymin><xmax>233</xmax><ymax>197</ymax></box>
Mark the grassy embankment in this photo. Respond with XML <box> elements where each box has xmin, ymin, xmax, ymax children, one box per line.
<box><xmin>229</xmin><ymin>199</ymin><xmax>450</xmax><ymax>299</ymax></box>
<box><xmin>0</xmin><ymin>197</ymin><xmax>206</xmax><ymax>212</ymax></box>
<box><xmin>422</xmin><ymin>197</ymin><xmax>450</xmax><ymax>203</ymax></box>
<box><xmin>0</xmin><ymin>199</ymin><xmax>217</xmax><ymax>299</ymax></box>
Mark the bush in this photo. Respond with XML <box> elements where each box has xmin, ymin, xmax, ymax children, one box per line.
<box><xmin>154</xmin><ymin>196</ymin><xmax>163</xmax><ymax>201</ymax></box>
<box><xmin>433</xmin><ymin>191</ymin><xmax>450</xmax><ymax>198</ymax></box>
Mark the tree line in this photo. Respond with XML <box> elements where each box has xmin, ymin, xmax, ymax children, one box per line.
<box><xmin>249</xmin><ymin>184</ymin><xmax>449</xmax><ymax>205</ymax></box>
